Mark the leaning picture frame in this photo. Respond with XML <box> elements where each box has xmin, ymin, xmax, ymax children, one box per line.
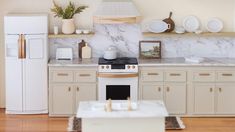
<box><xmin>139</xmin><ymin>41</ymin><xmax>162</xmax><ymax>59</ymax></box>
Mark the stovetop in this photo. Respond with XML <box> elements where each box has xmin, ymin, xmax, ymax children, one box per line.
<box><xmin>99</xmin><ymin>57</ymin><xmax>138</xmax><ymax>65</ymax></box>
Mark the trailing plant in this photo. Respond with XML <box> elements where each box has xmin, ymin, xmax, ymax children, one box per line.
<box><xmin>51</xmin><ymin>1</ymin><xmax>88</xmax><ymax>19</ymax></box>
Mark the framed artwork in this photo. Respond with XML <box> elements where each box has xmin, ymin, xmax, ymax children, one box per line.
<box><xmin>139</xmin><ymin>41</ymin><xmax>161</xmax><ymax>59</ymax></box>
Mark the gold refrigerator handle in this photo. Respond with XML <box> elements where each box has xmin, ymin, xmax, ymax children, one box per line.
<box><xmin>18</xmin><ymin>34</ymin><xmax>23</xmax><ymax>59</ymax></box>
<box><xmin>21</xmin><ymin>35</ymin><xmax>26</xmax><ymax>59</ymax></box>
<box><xmin>98</xmin><ymin>73</ymin><xmax>138</xmax><ymax>78</ymax></box>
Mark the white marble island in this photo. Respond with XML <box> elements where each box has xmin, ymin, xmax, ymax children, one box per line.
<box><xmin>77</xmin><ymin>101</ymin><xmax>168</xmax><ymax>132</ymax></box>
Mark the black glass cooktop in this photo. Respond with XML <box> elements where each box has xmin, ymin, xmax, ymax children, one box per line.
<box><xmin>99</xmin><ymin>57</ymin><xmax>138</xmax><ymax>65</ymax></box>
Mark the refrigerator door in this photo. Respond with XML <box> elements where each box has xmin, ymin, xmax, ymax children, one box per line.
<box><xmin>24</xmin><ymin>34</ymin><xmax>48</xmax><ymax>112</ymax></box>
<box><xmin>4</xmin><ymin>14</ymin><xmax>48</xmax><ymax>34</ymax></box>
<box><xmin>5</xmin><ymin>35</ymin><xmax>23</xmax><ymax>112</ymax></box>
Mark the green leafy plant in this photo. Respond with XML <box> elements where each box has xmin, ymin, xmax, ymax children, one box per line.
<box><xmin>51</xmin><ymin>1</ymin><xmax>88</xmax><ymax>19</ymax></box>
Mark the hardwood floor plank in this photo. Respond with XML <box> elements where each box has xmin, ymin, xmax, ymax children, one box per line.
<box><xmin>1</xmin><ymin>109</ymin><xmax>235</xmax><ymax>132</ymax></box>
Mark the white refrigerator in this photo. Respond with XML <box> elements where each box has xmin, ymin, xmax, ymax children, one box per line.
<box><xmin>4</xmin><ymin>14</ymin><xmax>48</xmax><ymax>114</ymax></box>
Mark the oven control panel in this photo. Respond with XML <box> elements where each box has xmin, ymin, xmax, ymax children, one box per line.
<box><xmin>99</xmin><ymin>65</ymin><xmax>138</xmax><ymax>73</ymax></box>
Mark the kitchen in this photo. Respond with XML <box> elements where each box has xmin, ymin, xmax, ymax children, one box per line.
<box><xmin>1</xmin><ymin>0</ymin><xmax>235</xmax><ymax>131</ymax></box>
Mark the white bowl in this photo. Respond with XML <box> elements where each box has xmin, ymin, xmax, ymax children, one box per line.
<box><xmin>83</xmin><ymin>30</ymin><xmax>90</xmax><ymax>34</ymax></box>
<box><xmin>75</xmin><ymin>29</ymin><xmax>82</xmax><ymax>34</ymax></box>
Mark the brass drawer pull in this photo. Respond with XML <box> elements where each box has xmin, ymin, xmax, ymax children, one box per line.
<box><xmin>57</xmin><ymin>73</ymin><xmax>69</xmax><ymax>76</ymax></box>
<box><xmin>170</xmin><ymin>73</ymin><xmax>181</xmax><ymax>76</ymax></box>
<box><xmin>147</xmin><ymin>73</ymin><xmax>159</xmax><ymax>76</ymax></box>
<box><xmin>199</xmin><ymin>73</ymin><xmax>211</xmax><ymax>76</ymax></box>
<box><xmin>219</xmin><ymin>88</ymin><xmax>222</xmax><ymax>92</ymax></box>
<box><xmin>157</xmin><ymin>87</ymin><xmax>161</xmax><ymax>92</ymax></box>
<box><xmin>210</xmin><ymin>88</ymin><xmax>213</xmax><ymax>92</ymax></box>
<box><xmin>222</xmin><ymin>74</ymin><xmax>233</xmax><ymax>76</ymax></box>
<box><xmin>68</xmin><ymin>87</ymin><xmax>71</xmax><ymax>92</ymax></box>
<box><xmin>166</xmin><ymin>87</ymin><xmax>170</xmax><ymax>92</ymax></box>
<box><xmin>77</xmin><ymin>87</ymin><xmax>79</xmax><ymax>91</ymax></box>
<box><xmin>79</xmin><ymin>74</ymin><xmax>91</xmax><ymax>77</ymax></box>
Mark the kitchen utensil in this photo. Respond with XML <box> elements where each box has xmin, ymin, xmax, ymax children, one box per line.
<box><xmin>163</xmin><ymin>12</ymin><xmax>175</xmax><ymax>32</ymax></box>
<box><xmin>148</xmin><ymin>20</ymin><xmax>170</xmax><ymax>33</ymax></box>
<box><xmin>82</xmin><ymin>43</ymin><xmax>92</xmax><ymax>59</ymax></box>
<box><xmin>78</xmin><ymin>40</ymin><xmax>86</xmax><ymax>59</ymax></box>
<box><xmin>206</xmin><ymin>18</ymin><xmax>223</xmax><ymax>33</ymax></box>
<box><xmin>183</xmin><ymin>15</ymin><xmax>200</xmax><ymax>32</ymax></box>
<box><xmin>103</xmin><ymin>46</ymin><xmax>117</xmax><ymax>60</ymax></box>
<box><xmin>54</xmin><ymin>26</ymin><xmax>59</xmax><ymax>35</ymax></box>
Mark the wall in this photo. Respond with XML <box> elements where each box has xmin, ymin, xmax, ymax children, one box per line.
<box><xmin>0</xmin><ymin>0</ymin><xmax>235</xmax><ymax>107</ymax></box>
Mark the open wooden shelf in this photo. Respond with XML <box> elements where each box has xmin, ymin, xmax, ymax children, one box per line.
<box><xmin>48</xmin><ymin>32</ymin><xmax>235</xmax><ymax>39</ymax></box>
<box><xmin>48</xmin><ymin>33</ymin><xmax>95</xmax><ymax>39</ymax></box>
<box><xmin>143</xmin><ymin>32</ymin><xmax>235</xmax><ymax>37</ymax></box>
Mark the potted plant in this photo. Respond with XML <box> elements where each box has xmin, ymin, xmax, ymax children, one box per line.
<box><xmin>51</xmin><ymin>1</ymin><xmax>88</xmax><ymax>34</ymax></box>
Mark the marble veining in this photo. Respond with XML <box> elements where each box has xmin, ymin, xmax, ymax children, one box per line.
<box><xmin>77</xmin><ymin>101</ymin><xmax>168</xmax><ymax>118</ymax></box>
<box><xmin>49</xmin><ymin>24</ymin><xmax>235</xmax><ymax>59</ymax></box>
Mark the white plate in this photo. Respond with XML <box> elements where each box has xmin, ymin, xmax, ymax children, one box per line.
<box><xmin>148</xmin><ymin>20</ymin><xmax>169</xmax><ymax>33</ymax></box>
<box><xmin>183</xmin><ymin>15</ymin><xmax>200</xmax><ymax>32</ymax></box>
<box><xmin>206</xmin><ymin>18</ymin><xmax>223</xmax><ymax>33</ymax></box>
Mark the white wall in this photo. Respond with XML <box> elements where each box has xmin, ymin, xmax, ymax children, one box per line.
<box><xmin>0</xmin><ymin>0</ymin><xmax>235</xmax><ymax>107</ymax></box>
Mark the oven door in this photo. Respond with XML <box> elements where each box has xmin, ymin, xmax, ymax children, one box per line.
<box><xmin>98</xmin><ymin>73</ymin><xmax>138</xmax><ymax>101</ymax></box>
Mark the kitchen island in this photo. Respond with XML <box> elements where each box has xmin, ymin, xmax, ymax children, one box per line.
<box><xmin>77</xmin><ymin>101</ymin><xmax>168</xmax><ymax>132</ymax></box>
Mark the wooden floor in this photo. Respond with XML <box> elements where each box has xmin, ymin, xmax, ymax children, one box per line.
<box><xmin>1</xmin><ymin>109</ymin><xmax>235</xmax><ymax>132</ymax></box>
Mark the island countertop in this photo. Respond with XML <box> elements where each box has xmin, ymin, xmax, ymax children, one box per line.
<box><xmin>77</xmin><ymin>101</ymin><xmax>168</xmax><ymax>118</ymax></box>
<box><xmin>48</xmin><ymin>58</ymin><xmax>235</xmax><ymax>67</ymax></box>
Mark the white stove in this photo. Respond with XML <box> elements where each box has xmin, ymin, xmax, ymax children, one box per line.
<box><xmin>98</xmin><ymin>57</ymin><xmax>139</xmax><ymax>101</ymax></box>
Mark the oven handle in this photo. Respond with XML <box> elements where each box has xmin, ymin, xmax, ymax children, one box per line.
<box><xmin>98</xmin><ymin>73</ymin><xmax>138</xmax><ymax>78</ymax></box>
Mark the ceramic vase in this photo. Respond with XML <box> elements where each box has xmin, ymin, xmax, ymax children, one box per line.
<box><xmin>62</xmin><ymin>19</ymin><xmax>75</xmax><ymax>34</ymax></box>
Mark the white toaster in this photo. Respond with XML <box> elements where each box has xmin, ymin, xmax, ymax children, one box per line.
<box><xmin>56</xmin><ymin>48</ymin><xmax>73</xmax><ymax>60</ymax></box>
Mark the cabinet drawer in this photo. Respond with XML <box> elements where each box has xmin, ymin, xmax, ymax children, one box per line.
<box><xmin>75</xmin><ymin>70</ymin><xmax>97</xmax><ymax>82</ymax></box>
<box><xmin>141</xmin><ymin>70</ymin><xmax>163</xmax><ymax>82</ymax></box>
<box><xmin>193</xmin><ymin>71</ymin><xmax>215</xmax><ymax>82</ymax></box>
<box><xmin>51</xmin><ymin>71</ymin><xmax>74</xmax><ymax>82</ymax></box>
<box><xmin>165</xmin><ymin>71</ymin><xmax>186</xmax><ymax>82</ymax></box>
<box><xmin>217</xmin><ymin>71</ymin><xmax>235</xmax><ymax>82</ymax></box>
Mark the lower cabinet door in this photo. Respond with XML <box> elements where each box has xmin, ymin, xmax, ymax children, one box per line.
<box><xmin>74</xmin><ymin>84</ymin><xmax>97</xmax><ymax>113</ymax></box>
<box><xmin>165</xmin><ymin>83</ymin><xmax>186</xmax><ymax>114</ymax></box>
<box><xmin>194</xmin><ymin>83</ymin><xmax>215</xmax><ymax>114</ymax></box>
<box><xmin>51</xmin><ymin>85</ymin><xmax>73</xmax><ymax>115</ymax></box>
<box><xmin>216</xmin><ymin>84</ymin><xmax>235</xmax><ymax>114</ymax></box>
<box><xmin>142</xmin><ymin>84</ymin><xmax>164</xmax><ymax>100</ymax></box>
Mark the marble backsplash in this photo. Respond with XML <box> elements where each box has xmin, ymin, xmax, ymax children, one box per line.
<box><xmin>49</xmin><ymin>24</ymin><xmax>235</xmax><ymax>59</ymax></box>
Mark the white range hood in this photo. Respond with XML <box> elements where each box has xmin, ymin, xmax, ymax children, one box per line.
<box><xmin>94</xmin><ymin>0</ymin><xmax>141</xmax><ymax>24</ymax></box>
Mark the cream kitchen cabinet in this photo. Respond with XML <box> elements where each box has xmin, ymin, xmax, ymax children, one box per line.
<box><xmin>194</xmin><ymin>83</ymin><xmax>235</xmax><ymax>115</ymax></box>
<box><xmin>50</xmin><ymin>84</ymin><xmax>74</xmax><ymax>115</ymax></box>
<box><xmin>140</xmin><ymin>67</ymin><xmax>187</xmax><ymax>115</ymax></box>
<box><xmin>49</xmin><ymin>67</ymin><xmax>97</xmax><ymax>117</ymax></box>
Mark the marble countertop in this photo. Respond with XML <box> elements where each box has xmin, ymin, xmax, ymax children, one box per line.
<box><xmin>77</xmin><ymin>101</ymin><xmax>168</xmax><ymax>118</ymax></box>
<box><xmin>48</xmin><ymin>57</ymin><xmax>235</xmax><ymax>67</ymax></box>
<box><xmin>138</xmin><ymin>58</ymin><xmax>235</xmax><ymax>67</ymax></box>
<box><xmin>48</xmin><ymin>58</ymin><xmax>98</xmax><ymax>67</ymax></box>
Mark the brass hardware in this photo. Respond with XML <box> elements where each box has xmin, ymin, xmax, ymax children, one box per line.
<box><xmin>98</xmin><ymin>73</ymin><xmax>138</xmax><ymax>78</ymax></box>
<box><xmin>18</xmin><ymin>35</ymin><xmax>23</xmax><ymax>59</ymax></box>
<box><xmin>170</xmin><ymin>73</ymin><xmax>181</xmax><ymax>76</ymax></box>
<box><xmin>21</xmin><ymin>35</ymin><xmax>26</xmax><ymax>59</ymax></box>
<box><xmin>158</xmin><ymin>87</ymin><xmax>161</xmax><ymax>92</ymax></box>
<box><xmin>57</xmin><ymin>73</ymin><xmax>69</xmax><ymax>76</ymax></box>
<box><xmin>210</xmin><ymin>88</ymin><xmax>213</xmax><ymax>92</ymax></box>
<box><xmin>147</xmin><ymin>73</ymin><xmax>159</xmax><ymax>76</ymax></box>
<box><xmin>166</xmin><ymin>87</ymin><xmax>170</xmax><ymax>92</ymax></box>
<box><xmin>219</xmin><ymin>88</ymin><xmax>222</xmax><ymax>92</ymax></box>
<box><xmin>79</xmin><ymin>74</ymin><xmax>91</xmax><ymax>77</ymax></box>
<box><xmin>199</xmin><ymin>73</ymin><xmax>210</xmax><ymax>76</ymax></box>
<box><xmin>68</xmin><ymin>87</ymin><xmax>71</xmax><ymax>92</ymax></box>
<box><xmin>77</xmin><ymin>87</ymin><xmax>79</xmax><ymax>91</ymax></box>
<box><xmin>222</xmin><ymin>73</ymin><xmax>233</xmax><ymax>76</ymax></box>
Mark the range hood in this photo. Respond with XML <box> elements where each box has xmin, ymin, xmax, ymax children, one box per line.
<box><xmin>94</xmin><ymin>0</ymin><xmax>141</xmax><ymax>24</ymax></box>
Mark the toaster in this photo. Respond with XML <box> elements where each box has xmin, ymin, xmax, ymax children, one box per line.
<box><xmin>56</xmin><ymin>48</ymin><xmax>73</xmax><ymax>60</ymax></box>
